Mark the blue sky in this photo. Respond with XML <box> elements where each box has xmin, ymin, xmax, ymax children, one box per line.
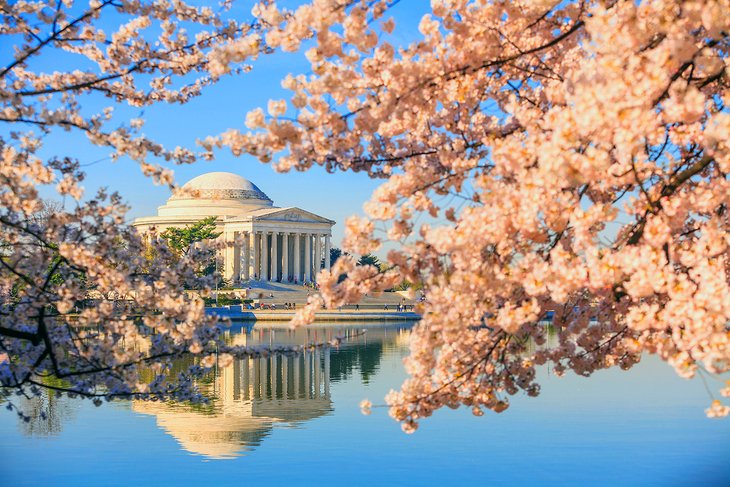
<box><xmin>19</xmin><ymin>1</ymin><xmax>433</xmax><ymax>249</ymax></box>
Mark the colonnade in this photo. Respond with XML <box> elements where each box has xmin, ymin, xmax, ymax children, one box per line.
<box><xmin>223</xmin><ymin>230</ymin><xmax>331</xmax><ymax>283</ymax></box>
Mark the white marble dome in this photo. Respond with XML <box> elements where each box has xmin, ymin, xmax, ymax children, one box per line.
<box><xmin>154</xmin><ymin>172</ymin><xmax>273</xmax><ymax>218</ymax></box>
<box><xmin>171</xmin><ymin>172</ymin><xmax>271</xmax><ymax>202</ymax></box>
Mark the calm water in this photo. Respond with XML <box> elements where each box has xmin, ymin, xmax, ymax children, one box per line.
<box><xmin>1</xmin><ymin>322</ymin><xmax>729</xmax><ymax>486</ymax></box>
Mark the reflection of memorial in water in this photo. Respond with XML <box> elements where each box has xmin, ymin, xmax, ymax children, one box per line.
<box><xmin>133</xmin><ymin>348</ymin><xmax>333</xmax><ymax>459</ymax></box>
<box><xmin>133</xmin><ymin>323</ymin><xmax>414</xmax><ymax>459</ymax></box>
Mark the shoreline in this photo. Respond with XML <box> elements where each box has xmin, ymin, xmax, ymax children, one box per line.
<box><xmin>205</xmin><ymin>307</ymin><xmax>421</xmax><ymax>322</ymax></box>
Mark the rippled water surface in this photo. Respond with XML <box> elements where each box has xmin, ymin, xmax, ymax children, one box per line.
<box><xmin>1</xmin><ymin>322</ymin><xmax>729</xmax><ymax>486</ymax></box>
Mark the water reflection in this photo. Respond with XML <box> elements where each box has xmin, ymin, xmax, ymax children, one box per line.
<box><xmin>14</xmin><ymin>390</ymin><xmax>78</xmax><ymax>437</ymax></box>
<box><xmin>133</xmin><ymin>323</ymin><xmax>413</xmax><ymax>459</ymax></box>
<box><xmin>4</xmin><ymin>321</ymin><xmax>729</xmax><ymax>486</ymax></box>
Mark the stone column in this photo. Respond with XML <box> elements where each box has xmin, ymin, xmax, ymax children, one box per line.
<box><xmin>253</xmin><ymin>232</ymin><xmax>260</xmax><ymax>280</ymax></box>
<box><xmin>294</xmin><ymin>233</ymin><xmax>301</xmax><ymax>283</ymax></box>
<box><xmin>232</xmin><ymin>231</ymin><xmax>241</xmax><ymax>284</ymax></box>
<box><xmin>223</xmin><ymin>232</ymin><xmax>236</xmax><ymax>283</ymax></box>
<box><xmin>223</xmin><ymin>234</ymin><xmax>232</xmax><ymax>282</ymax></box>
<box><xmin>325</xmin><ymin>234</ymin><xmax>331</xmax><ymax>271</ymax></box>
<box><xmin>270</xmin><ymin>231</ymin><xmax>278</xmax><ymax>281</ymax></box>
<box><xmin>304</xmin><ymin>233</ymin><xmax>311</xmax><ymax>282</ymax></box>
<box><xmin>314</xmin><ymin>233</ymin><xmax>321</xmax><ymax>278</ymax></box>
<box><xmin>261</xmin><ymin>232</ymin><xmax>269</xmax><ymax>281</ymax></box>
<box><xmin>282</xmin><ymin>233</ymin><xmax>289</xmax><ymax>282</ymax></box>
<box><xmin>243</xmin><ymin>232</ymin><xmax>251</xmax><ymax>280</ymax></box>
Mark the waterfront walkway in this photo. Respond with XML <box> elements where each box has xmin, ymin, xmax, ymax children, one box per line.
<box><xmin>207</xmin><ymin>281</ymin><xmax>421</xmax><ymax>322</ymax></box>
<box><xmin>205</xmin><ymin>307</ymin><xmax>421</xmax><ymax>322</ymax></box>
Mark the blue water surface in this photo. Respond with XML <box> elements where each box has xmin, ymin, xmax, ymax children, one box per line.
<box><xmin>0</xmin><ymin>322</ymin><xmax>728</xmax><ymax>487</ymax></box>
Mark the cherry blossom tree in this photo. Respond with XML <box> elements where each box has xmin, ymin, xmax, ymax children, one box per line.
<box><xmin>209</xmin><ymin>0</ymin><xmax>730</xmax><ymax>430</ymax></box>
<box><xmin>2</xmin><ymin>0</ymin><xmax>728</xmax><ymax>432</ymax></box>
<box><xmin>0</xmin><ymin>0</ymin><xmax>283</xmax><ymax>415</ymax></box>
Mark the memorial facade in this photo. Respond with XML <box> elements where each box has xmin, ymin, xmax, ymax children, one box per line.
<box><xmin>133</xmin><ymin>172</ymin><xmax>335</xmax><ymax>284</ymax></box>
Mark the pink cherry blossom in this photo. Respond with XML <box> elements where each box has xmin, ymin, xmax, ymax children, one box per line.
<box><xmin>214</xmin><ymin>0</ymin><xmax>730</xmax><ymax>427</ymax></box>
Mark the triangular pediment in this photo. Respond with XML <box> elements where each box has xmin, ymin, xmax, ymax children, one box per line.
<box><xmin>249</xmin><ymin>207</ymin><xmax>334</xmax><ymax>225</ymax></box>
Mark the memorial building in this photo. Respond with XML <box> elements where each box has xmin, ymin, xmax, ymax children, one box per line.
<box><xmin>133</xmin><ymin>172</ymin><xmax>335</xmax><ymax>284</ymax></box>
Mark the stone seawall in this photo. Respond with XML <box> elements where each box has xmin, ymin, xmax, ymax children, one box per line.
<box><xmin>205</xmin><ymin>307</ymin><xmax>420</xmax><ymax>322</ymax></box>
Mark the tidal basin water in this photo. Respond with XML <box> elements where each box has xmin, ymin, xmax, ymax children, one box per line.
<box><xmin>1</xmin><ymin>322</ymin><xmax>729</xmax><ymax>487</ymax></box>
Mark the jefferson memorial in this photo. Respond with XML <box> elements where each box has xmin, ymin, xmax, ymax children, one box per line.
<box><xmin>133</xmin><ymin>172</ymin><xmax>335</xmax><ymax>284</ymax></box>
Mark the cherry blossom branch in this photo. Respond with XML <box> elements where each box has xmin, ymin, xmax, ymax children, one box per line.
<box><xmin>0</xmin><ymin>0</ymin><xmax>115</xmax><ymax>79</ymax></box>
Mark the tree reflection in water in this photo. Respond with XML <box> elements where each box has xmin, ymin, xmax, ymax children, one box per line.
<box><xmin>132</xmin><ymin>323</ymin><xmax>414</xmax><ymax>459</ymax></box>
<box><xmin>14</xmin><ymin>388</ymin><xmax>79</xmax><ymax>437</ymax></box>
